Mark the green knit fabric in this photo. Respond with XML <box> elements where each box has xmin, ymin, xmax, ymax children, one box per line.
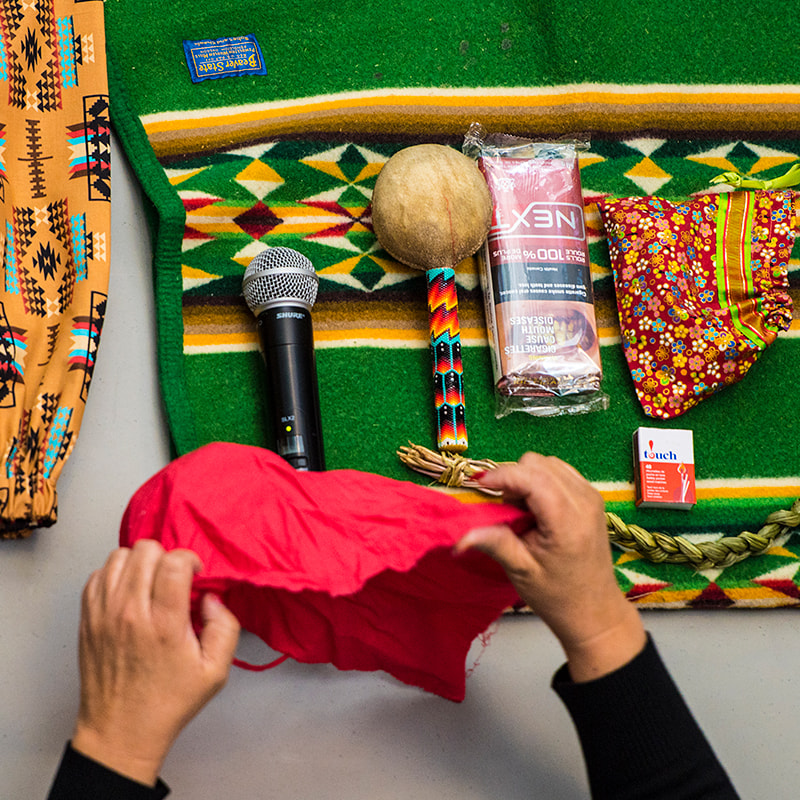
<box><xmin>105</xmin><ymin>1</ymin><xmax>797</xmax><ymax>114</ymax></box>
<box><xmin>104</xmin><ymin>2</ymin><xmax>800</xmax><ymax>608</ymax></box>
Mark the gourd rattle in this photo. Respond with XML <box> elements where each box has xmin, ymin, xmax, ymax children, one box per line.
<box><xmin>371</xmin><ymin>144</ymin><xmax>492</xmax><ymax>452</ymax></box>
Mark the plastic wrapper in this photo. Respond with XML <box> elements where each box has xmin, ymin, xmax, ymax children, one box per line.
<box><xmin>463</xmin><ymin>123</ymin><xmax>608</xmax><ymax>417</ymax></box>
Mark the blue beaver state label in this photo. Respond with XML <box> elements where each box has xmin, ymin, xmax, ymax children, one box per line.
<box><xmin>183</xmin><ymin>35</ymin><xmax>267</xmax><ymax>83</ymax></box>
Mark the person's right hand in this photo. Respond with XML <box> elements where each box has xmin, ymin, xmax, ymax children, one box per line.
<box><xmin>71</xmin><ymin>540</ymin><xmax>241</xmax><ymax>786</ymax></box>
<box><xmin>455</xmin><ymin>452</ymin><xmax>646</xmax><ymax>682</ymax></box>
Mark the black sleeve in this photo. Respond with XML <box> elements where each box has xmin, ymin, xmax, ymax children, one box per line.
<box><xmin>552</xmin><ymin>635</ymin><xmax>739</xmax><ymax>800</ymax></box>
<box><xmin>47</xmin><ymin>742</ymin><xmax>170</xmax><ymax>800</ymax></box>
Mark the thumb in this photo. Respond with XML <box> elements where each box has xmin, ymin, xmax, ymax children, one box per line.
<box><xmin>455</xmin><ymin>523</ymin><xmax>535</xmax><ymax>575</ymax></box>
<box><xmin>198</xmin><ymin>593</ymin><xmax>241</xmax><ymax>671</ymax></box>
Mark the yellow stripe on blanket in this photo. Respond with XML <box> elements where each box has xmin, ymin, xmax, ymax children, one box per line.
<box><xmin>182</xmin><ymin>326</ymin><xmax>491</xmax><ymax>353</ymax></box>
<box><xmin>140</xmin><ymin>84</ymin><xmax>800</xmax><ymax>156</ymax></box>
<box><xmin>594</xmin><ymin>480</ymin><xmax>800</xmax><ymax>504</ymax></box>
<box><xmin>390</xmin><ymin>480</ymin><xmax>800</xmax><ymax>506</ymax></box>
<box><xmin>142</xmin><ymin>84</ymin><xmax>800</xmax><ymax>130</ymax></box>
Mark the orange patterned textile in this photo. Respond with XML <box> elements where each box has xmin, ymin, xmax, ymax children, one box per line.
<box><xmin>0</xmin><ymin>0</ymin><xmax>110</xmax><ymax>537</ymax></box>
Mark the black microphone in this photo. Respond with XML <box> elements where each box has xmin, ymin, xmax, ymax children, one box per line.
<box><xmin>242</xmin><ymin>247</ymin><xmax>325</xmax><ymax>471</ymax></box>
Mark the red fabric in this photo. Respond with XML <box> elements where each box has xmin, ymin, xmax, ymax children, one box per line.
<box><xmin>119</xmin><ymin>442</ymin><xmax>530</xmax><ymax>701</ymax></box>
<box><xmin>599</xmin><ymin>190</ymin><xmax>795</xmax><ymax>419</ymax></box>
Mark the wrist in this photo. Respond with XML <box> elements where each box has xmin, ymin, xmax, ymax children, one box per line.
<box><xmin>71</xmin><ymin>723</ymin><xmax>165</xmax><ymax>788</ymax></box>
<box><xmin>561</xmin><ymin>602</ymin><xmax>647</xmax><ymax>683</ymax></box>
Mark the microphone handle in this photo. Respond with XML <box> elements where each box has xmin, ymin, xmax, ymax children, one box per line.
<box><xmin>258</xmin><ymin>307</ymin><xmax>325</xmax><ymax>471</ymax></box>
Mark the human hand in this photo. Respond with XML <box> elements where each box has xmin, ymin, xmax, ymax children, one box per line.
<box><xmin>455</xmin><ymin>452</ymin><xmax>645</xmax><ymax>682</ymax></box>
<box><xmin>71</xmin><ymin>540</ymin><xmax>241</xmax><ymax>786</ymax></box>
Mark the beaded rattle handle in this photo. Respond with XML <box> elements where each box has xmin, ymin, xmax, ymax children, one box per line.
<box><xmin>426</xmin><ymin>267</ymin><xmax>467</xmax><ymax>453</ymax></box>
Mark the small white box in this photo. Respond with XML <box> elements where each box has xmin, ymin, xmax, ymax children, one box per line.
<box><xmin>633</xmin><ymin>427</ymin><xmax>696</xmax><ymax>510</ymax></box>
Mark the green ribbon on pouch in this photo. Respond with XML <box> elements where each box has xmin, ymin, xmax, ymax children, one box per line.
<box><xmin>710</xmin><ymin>161</ymin><xmax>800</xmax><ymax>189</ymax></box>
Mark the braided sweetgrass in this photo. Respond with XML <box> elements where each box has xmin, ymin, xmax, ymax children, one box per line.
<box><xmin>397</xmin><ymin>443</ymin><xmax>800</xmax><ymax>570</ymax></box>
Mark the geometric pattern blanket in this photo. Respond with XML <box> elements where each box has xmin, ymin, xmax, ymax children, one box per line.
<box><xmin>105</xmin><ymin>1</ymin><xmax>800</xmax><ymax>608</ymax></box>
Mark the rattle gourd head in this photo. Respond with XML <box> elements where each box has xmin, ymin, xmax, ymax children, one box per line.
<box><xmin>371</xmin><ymin>144</ymin><xmax>493</xmax><ymax>271</ymax></box>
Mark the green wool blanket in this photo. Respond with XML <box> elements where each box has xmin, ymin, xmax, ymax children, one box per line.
<box><xmin>105</xmin><ymin>1</ymin><xmax>800</xmax><ymax>608</ymax></box>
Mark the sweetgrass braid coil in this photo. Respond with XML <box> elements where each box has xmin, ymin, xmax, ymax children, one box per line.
<box><xmin>397</xmin><ymin>443</ymin><xmax>800</xmax><ymax>570</ymax></box>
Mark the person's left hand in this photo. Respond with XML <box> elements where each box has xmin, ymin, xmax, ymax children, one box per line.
<box><xmin>71</xmin><ymin>540</ymin><xmax>241</xmax><ymax>786</ymax></box>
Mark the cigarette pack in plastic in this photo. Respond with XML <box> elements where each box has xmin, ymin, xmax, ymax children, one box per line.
<box><xmin>463</xmin><ymin>123</ymin><xmax>608</xmax><ymax>418</ymax></box>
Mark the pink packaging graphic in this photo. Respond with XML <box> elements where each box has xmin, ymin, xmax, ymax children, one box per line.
<box><xmin>633</xmin><ymin>427</ymin><xmax>696</xmax><ymax>510</ymax></box>
<box><xmin>477</xmin><ymin>152</ymin><xmax>602</xmax><ymax>397</ymax></box>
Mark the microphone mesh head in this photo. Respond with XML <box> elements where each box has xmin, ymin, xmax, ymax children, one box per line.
<box><xmin>242</xmin><ymin>247</ymin><xmax>319</xmax><ymax>314</ymax></box>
